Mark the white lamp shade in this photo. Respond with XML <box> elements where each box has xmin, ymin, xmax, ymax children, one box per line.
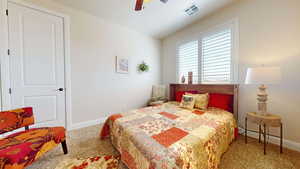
<box><xmin>245</xmin><ymin>67</ymin><xmax>282</xmax><ymax>84</ymax></box>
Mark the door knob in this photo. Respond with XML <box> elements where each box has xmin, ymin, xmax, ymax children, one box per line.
<box><xmin>57</xmin><ymin>88</ymin><xmax>64</xmax><ymax>92</ymax></box>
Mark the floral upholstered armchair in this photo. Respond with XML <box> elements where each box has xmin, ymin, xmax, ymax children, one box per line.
<box><xmin>0</xmin><ymin>107</ymin><xmax>68</xmax><ymax>169</ymax></box>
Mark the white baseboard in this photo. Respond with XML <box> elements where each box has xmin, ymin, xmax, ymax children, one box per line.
<box><xmin>69</xmin><ymin>118</ymin><xmax>106</xmax><ymax>131</ymax></box>
<box><xmin>238</xmin><ymin>127</ymin><xmax>300</xmax><ymax>152</ymax></box>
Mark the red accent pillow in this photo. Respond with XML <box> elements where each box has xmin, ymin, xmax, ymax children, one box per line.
<box><xmin>175</xmin><ymin>91</ymin><xmax>198</xmax><ymax>102</ymax></box>
<box><xmin>208</xmin><ymin>93</ymin><xmax>233</xmax><ymax>112</ymax></box>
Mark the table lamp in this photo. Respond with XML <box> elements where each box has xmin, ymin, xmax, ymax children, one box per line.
<box><xmin>245</xmin><ymin>66</ymin><xmax>282</xmax><ymax>116</ymax></box>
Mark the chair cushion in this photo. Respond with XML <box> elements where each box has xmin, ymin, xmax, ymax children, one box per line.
<box><xmin>0</xmin><ymin>127</ymin><xmax>65</xmax><ymax>169</ymax></box>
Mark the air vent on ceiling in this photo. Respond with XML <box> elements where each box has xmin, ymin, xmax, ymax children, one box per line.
<box><xmin>185</xmin><ymin>4</ymin><xmax>199</xmax><ymax>16</ymax></box>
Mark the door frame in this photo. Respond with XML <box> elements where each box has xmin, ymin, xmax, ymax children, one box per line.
<box><xmin>0</xmin><ymin>0</ymin><xmax>72</xmax><ymax>130</ymax></box>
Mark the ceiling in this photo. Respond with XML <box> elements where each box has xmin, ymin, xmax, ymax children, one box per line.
<box><xmin>53</xmin><ymin>0</ymin><xmax>236</xmax><ymax>39</ymax></box>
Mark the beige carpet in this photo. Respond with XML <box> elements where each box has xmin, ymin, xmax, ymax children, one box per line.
<box><xmin>27</xmin><ymin>125</ymin><xmax>300</xmax><ymax>169</ymax></box>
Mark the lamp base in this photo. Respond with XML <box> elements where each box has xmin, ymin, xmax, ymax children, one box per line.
<box><xmin>257</xmin><ymin>84</ymin><xmax>268</xmax><ymax>116</ymax></box>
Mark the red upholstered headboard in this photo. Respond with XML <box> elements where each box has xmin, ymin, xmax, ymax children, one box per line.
<box><xmin>169</xmin><ymin>84</ymin><xmax>239</xmax><ymax>120</ymax></box>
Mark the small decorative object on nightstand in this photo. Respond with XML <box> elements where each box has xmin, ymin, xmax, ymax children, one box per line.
<box><xmin>245</xmin><ymin>112</ymin><xmax>283</xmax><ymax>155</ymax></box>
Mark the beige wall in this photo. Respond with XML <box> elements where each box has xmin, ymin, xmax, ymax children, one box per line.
<box><xmin>21</xmin><ymin>0</ymin><xmax>161</xmax><ymax>128</ymax></box>
<box><xmin>162</xmin><ymin>0</ymin><xmax>300</xmax><ymax>144</ymax></box>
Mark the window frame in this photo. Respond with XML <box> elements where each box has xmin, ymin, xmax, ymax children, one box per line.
<box><xmin>176</xmin><ymin>19</ymin><xmax>239</xmax><ymax>84</ymax></box>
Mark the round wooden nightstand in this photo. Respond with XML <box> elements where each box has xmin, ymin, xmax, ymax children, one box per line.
<box><xmin>245</xmin><ymin>112</ymin><xmax>283</xmax><ymax>155</ymax></box>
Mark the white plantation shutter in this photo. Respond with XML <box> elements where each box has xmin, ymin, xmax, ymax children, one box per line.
<box><xmin>201</xmin><ymin>29</ymin><xmax>232</xmax><ymax>83</ymax></box>
<box><xmin>177</xmin><ymin>41</ymin><xmax>199</xmax><ymax>83</ymax></box>
<box><xmin>176</xmin><ymin>24</ymin><xmax>237</xmax><ymax>84</ymax></box>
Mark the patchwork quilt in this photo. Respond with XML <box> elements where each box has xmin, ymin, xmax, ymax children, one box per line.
<box><xmin>101</xmin><ymin>102</ymin><xmax>237</xmax><ymax>169</ymax></box>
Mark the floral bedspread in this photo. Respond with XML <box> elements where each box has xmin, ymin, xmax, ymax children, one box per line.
<box><xmin>100</xmin><ymin>102</ymin><xmax>237</xmax><ymax>169</ymax></box>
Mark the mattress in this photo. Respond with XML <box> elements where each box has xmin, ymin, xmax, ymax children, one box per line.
<box><xmin>100</xmin><ymin>102</ymin><xmax>237</xmax><ymax>169</ymax></box>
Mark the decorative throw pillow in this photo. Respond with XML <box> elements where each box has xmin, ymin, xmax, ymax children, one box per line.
<box><xmin>190</xmin><ymin>93</ymin><xmax>209</xmax><ymax>110</ymax></box>
<box><xmin>180</xmin><ymin>95</ymin><xmax>196</xmax><ymax>110</ymax></box>
<box><xmin>208</xmin><ymin>93</ymin><xmax>233</xmax><ymax>112</ymax></box>
<box><xmin>175</xmin><ymin>91</ymin><xmax>198</xmax><ymax>102</ymax></box>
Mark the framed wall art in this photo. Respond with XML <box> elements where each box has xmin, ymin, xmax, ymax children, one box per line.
<box><xmin>116</xmin><ymin>56</ymin><xmax>129</xmax><ymax>74</ymax></box>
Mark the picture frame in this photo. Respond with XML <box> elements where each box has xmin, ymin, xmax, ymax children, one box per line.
<box><xmin>116</xmin><ymin>56</ymin><xmax>129</xmax><ymax>74</ymax></box>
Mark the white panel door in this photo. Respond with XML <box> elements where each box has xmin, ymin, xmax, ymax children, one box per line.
<box><xmin>8</xmin><ymin>2</ymin><xmax>66</xmax><ymax>127</ymax></box>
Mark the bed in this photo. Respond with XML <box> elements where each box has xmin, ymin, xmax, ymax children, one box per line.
<box><xmin>100</xmin><ymin>84</ymin><xmax>239</xmax><ymax>169</ymax></box>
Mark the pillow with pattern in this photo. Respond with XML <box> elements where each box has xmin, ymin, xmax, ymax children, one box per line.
<box><xmin>189</xmin><ymin>93</ymin><xmax>209</xmax><ymax>110</ymax></box>
<box><xmin>180</xmin><ymin>95</ymin><xmax>196</xmax><ymax>110</ymax></box>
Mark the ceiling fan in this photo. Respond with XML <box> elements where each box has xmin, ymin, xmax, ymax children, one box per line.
<box><xmin>135</xmin><ymin>0</ymin><xmax>168</xmax><ymax>11</ymax></box>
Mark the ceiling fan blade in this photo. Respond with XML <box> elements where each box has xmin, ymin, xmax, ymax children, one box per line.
<box><xmin>160</xmin><ymin>0</ymin><xmax>168</xmax><ymax>3</ymax></box>
<box><xmin>135</xmin><ymin>0</ymin><xmax>144</xmax><ymax>11</ymax></box>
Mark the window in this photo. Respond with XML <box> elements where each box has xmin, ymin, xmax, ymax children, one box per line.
<box><xmin>201</xmin><ymin>29</ymin><xmax>232</xmax><ymax>83</ymax></box>
<box><xmin>177</xmin><ymin>22</ymin><xmax>237</xmax><ymax>84</ymax></box>
<box><xmin>177</xmin><ymin>40</ymin><xmax>199</xmax><ymax>83</ymax></box>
